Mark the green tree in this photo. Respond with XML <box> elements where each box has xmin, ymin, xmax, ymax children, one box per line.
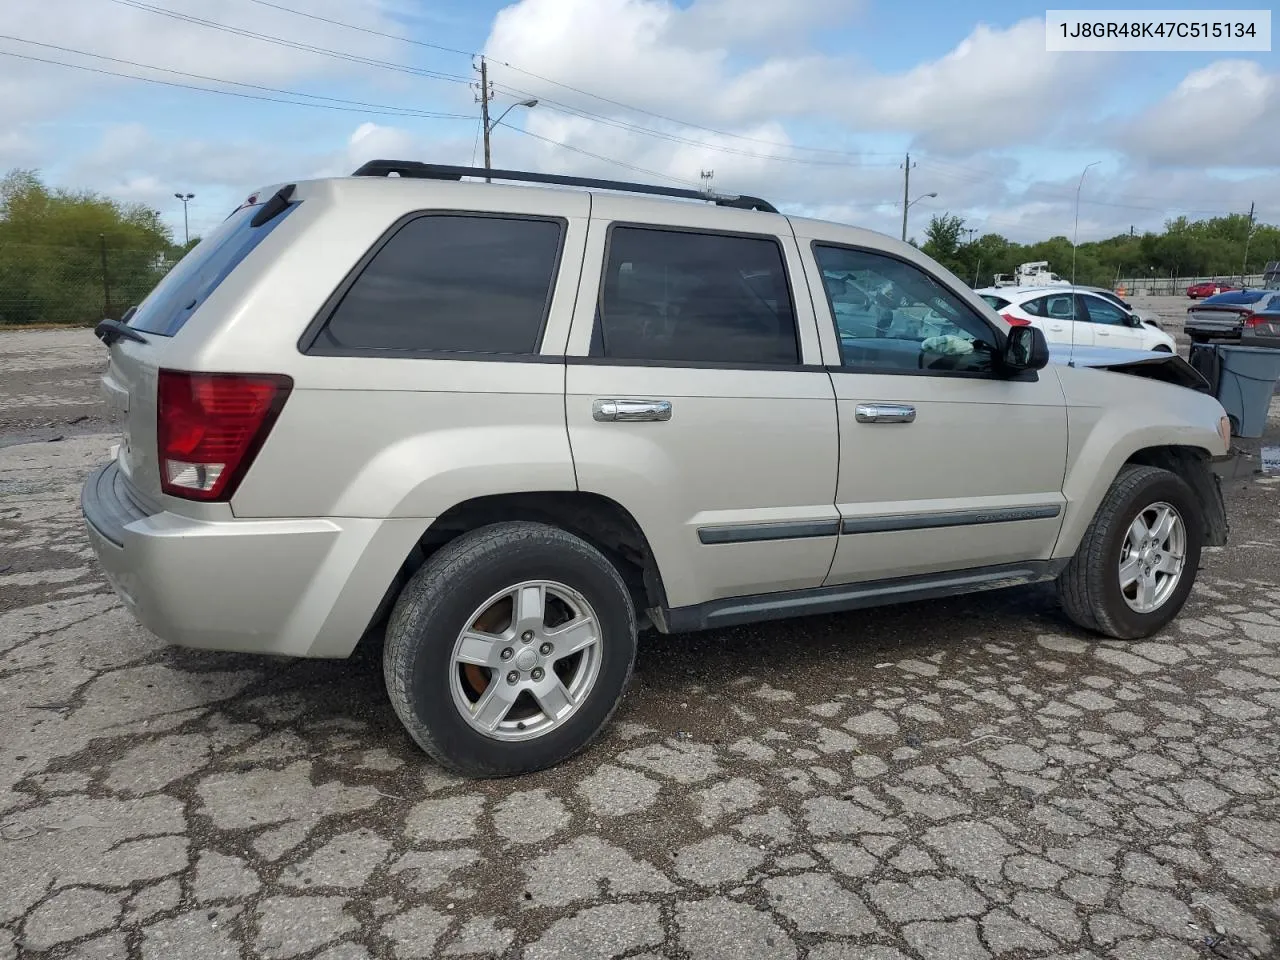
<box><xmin>0</xmin><ymin>168</ymin><xmax>174</xmax><ymax>325</ymax></box>
<box><xmin>921</xmin><ymin>213</ymin><xmax>966</xmax><ymax>276</ymax></box>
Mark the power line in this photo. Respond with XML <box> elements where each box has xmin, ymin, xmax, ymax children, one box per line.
<box><xmin>0</xmin><ymin>35</ymin><xmax>473</xmax><ymax>119</ymax></box>
<box><xmin>226</xmin><ymin>0</ymin><xmax>905</xmax><ymax>162</ymax></box>
<box><xmin>242</xmin><ymin>0</ymin><xmax>474</xmax><ymax>58</ymax></box>
<box><xmin>106</xmin><ymin>0</ymin><xmax>474</xmax><ymax>87</ymax></box>
<box><xmin>0</xmin><ymin>48</ymin><xmax>474</xmax><ymax>119</ymax></box>
<box><xmin>502</xmin><ymin>125</ymin><xmax>703</xmax><ymax>188</ymax></box>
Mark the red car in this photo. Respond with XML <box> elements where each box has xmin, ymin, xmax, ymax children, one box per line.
<box><xmin>1187</xmin><ymin>279</ymin><xmax>1238</xmax><ymax>299</ymax></box>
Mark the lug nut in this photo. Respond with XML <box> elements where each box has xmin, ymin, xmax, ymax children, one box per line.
<box><xmin>500</xmin><ymin>647</ymin><xmax>514</xmax><ymax>661</ymax></box>
<box><xmin>539</xmin><ymin>642</ymin><xmax>553</xmax><ymax>655</ymax></box>
<box><xmin>506</xmin><ymin>671</ymin><xmax>519</xmax><ymax>684</ymax></box>
<box><xmin>531</xmin><ymin>667</ymin><xmax>545</xmax><ymax>681</ymax></box>
<box><xmin>521</xmin><ymin>630</ymin><xmax>534</xmax><ymax>643</ymax></box>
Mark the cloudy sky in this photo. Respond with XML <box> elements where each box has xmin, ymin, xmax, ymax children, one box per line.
<box><xmin>1</xmin><ymin>0</ymin><xmax>1275</xmax><ymax>244</ymax></box>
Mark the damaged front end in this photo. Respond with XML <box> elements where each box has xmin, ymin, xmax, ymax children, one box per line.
<box><xmin>1049</xmin><ymin>346</ymin><xmax>1211</xmax><ymax>392</ymax></box>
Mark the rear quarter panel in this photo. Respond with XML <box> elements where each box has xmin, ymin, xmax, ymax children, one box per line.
<box><xmin>169</xmin><ymin>178</ymin><xmax>591</xmax><ymax>520</ymax></box>
<box><xmin>1053</xmin><ymin>365</ymin><xmax>1227</xmax><ymax>557</ymax></box>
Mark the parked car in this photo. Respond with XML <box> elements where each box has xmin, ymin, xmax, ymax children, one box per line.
<box><xmin>1187</xmin><ymin>279</ymin><xmax>1238</xmax><ymax>299</ymax></box>
<box><xmin>975</xmin><ymin>286</ymin><xmax>1177</xmax><ymax>353</ymax></box>
<box><xmin>83</xmin><ymin>162</ymin><xmax>1231</xmax><ymax>776</ymax></box>
<box><xmin>1185</xmin><ymin>290</ymin><xmax>1280</xmax><ymax>343</ymax></box>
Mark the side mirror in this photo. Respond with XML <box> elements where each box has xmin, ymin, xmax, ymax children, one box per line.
<box><xmin>1002</xmin><ymin>325</ymin><xmax>1049</xmax><ymax>372</ymax></box>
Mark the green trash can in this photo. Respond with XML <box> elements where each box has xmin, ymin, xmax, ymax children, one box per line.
<box><xmin>1215</xmin><ymin>344</ymin><xmax>1280</xmax><ymax>439</ymax></box>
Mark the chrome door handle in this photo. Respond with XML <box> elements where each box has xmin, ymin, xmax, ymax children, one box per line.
<box><xmin>593</xmin><ymin>399</ymin><xmax>673</xmax><ymax>422</ymax></box>
<box><xmin>855</xmin><ymin>402</ymin><xmax>916</xmax><ymax>424</ymax></box>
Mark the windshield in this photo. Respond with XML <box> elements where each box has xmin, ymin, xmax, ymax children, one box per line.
<box><xmin>127</xmin><ymin>200</ymin><xmax>297</xmax><ymax>336</ymax></box>
<box><xmin>979</xmin><ymin>294</ymin><xmax>1010</xmax><ymax>310</ymax></box>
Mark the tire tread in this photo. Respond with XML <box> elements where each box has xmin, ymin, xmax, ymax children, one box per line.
<box><xmin>383</xmin><ymin>521</ymin><xmax>635</xmax><ymax>777</ymax></box>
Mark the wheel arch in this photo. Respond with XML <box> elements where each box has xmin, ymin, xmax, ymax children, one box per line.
<box><xmin>1055</xmin><ymin>439</ymin><xmax>1227</xmax><ymax>560</ymax></box>
<box><xmin>361</xmin><ymin>491</ymin><xmax>669</xmax><ymax>646</ymax></box>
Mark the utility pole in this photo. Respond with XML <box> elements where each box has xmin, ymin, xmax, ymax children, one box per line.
<box><xmin>476</xmin><ymin>56</ymin><xmax>492</xmax><ymax>178</ymax></box>
<box><xmin>900</xmin><ymin>152</ymin><xmax>915</xmax><ymax>242</ymax></box>
<box><xmin>965</xmin><ymin>228</ymin><xmax>976</xmax><ymax>246</ymax></box>
<box><xmin>1241</xmin><ymin>201</ymin><xmax>1255</xmax><ymax>280</ymax></box>
<box><xmin>700</xmin><ymin>170</ymin><xmax>715</xmax><ymax>195</ymax></box>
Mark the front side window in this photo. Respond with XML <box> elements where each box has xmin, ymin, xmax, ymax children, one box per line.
<box><xmin>594</xmin><ymin>227</ymin><xmax>799</xmax><ymax>365</ymax></box>
<box><xmin>1079</xmin><ymin>294</ymin><xmax>1128</xmax><ymax>326</ymax></box>
<box><xmin>813</xmin><ymin>245</ymin><xmax>998</xmax><ymax>374</ymax></box>
<box><xmin>313</xmin><ymin>214</ymin><xmax>562</xmax><ymax>355</ymax></box>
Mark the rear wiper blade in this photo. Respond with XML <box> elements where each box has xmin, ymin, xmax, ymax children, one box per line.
<box><xmin>94</xmin><ymin>318</ymin><xmax>149</xmax><ymax>347</ymax></box>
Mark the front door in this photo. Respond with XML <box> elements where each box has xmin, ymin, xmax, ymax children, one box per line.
<box><xmin>794</xmin><ymin>238</ymin><xmax>1070</xmax><ymax>585</ymax></box>
<box><xmin>1078</xmin><ymin>293</ymin><xmax>1145</xmax><ymax>350</ymax></box>
<box><xmin>562</xmin><ymin>200</ymin><xmax>840</xmax><ymax>610</ymax></box>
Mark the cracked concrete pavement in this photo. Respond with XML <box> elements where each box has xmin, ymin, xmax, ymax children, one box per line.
<box><xmin>1</xmin><ymin>318</ymin><xmax>1278</xmax><ymax>959</ymax></box>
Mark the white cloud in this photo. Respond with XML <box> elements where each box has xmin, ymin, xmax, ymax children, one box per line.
<box><xmin>1114</xmin><ymin>60</ymin><xmax>1279</xmax><ymax>167</ymax></box>
<box><xmin>0</xmin><ymin>0</ymin><xmax>417</xmax><ymax>132</ymax></box>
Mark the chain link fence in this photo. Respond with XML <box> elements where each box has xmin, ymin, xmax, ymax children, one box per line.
<box><xmin>0</xmin><ymin>242</ymin><xmax>178</xmax><ymax>326</ymax></box>
<box><xmin>1115</xmin><ymin>272</ymin><xmax>1268</xmax><ymax>296</ymax></box>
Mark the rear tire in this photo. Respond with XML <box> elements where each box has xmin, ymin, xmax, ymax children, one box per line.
<box><xmin>1057</xmin><ymin>465</ymin><xmax>1203</xmax><ymax>639</ymax></box>
<box><xmin>383</xmin><ymin>521</ymin><xmax>637</xmax><ymax>777</ymax></box>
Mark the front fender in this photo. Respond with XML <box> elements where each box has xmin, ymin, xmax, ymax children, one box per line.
<box><xmin>1053</xmin><ymin>368</ymin><xmax>1227</xmax><ymax>558</ymax></box>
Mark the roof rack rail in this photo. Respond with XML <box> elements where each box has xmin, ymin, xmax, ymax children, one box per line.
<box><xmin>350</xmin><ymin>160</ymin><xmax>778</xmax><ymax>214</ymax></box>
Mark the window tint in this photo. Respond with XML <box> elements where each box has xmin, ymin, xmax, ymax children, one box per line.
<box><xmin>1080</xmin><ymin>294</ymin><xmax>1128</xmax><ymax>326</ymax></box>
<box><xmin>979</xmin><ymin>294</ymin><xmax>1010</xmax><ymax>310</ymax></box>
<box><xmin>129</xmin><ymin>201</ymin><xmax>298</xmax><ymax>336</ymax></box>
<box><xmin>1026</xmin><ymin>294</ymin><xmax>1075</xmax><ymax>320</ymax></box>
<box><xmin>315</xmin><ymin>215</ymin><xmax>562</xmax><ymax>355</ymax></box>
<box><xmin>814</xmin><ymin>246</ymin><xmax>998</xmax><ymax>374</ymax></box>
<box><xmin>595</xmin><ymin>227</ymin><xmax>798</xmax><ymax>365</ymax></box>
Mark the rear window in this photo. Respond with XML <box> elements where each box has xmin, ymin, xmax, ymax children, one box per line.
<box><xmin>979</xmin><ymin>294</ymin><xmax>1010</xmax><ymax>310</ymax></box>
<box><xmin>128</xmin><ymin>201</ymin><xmax>297</xmax><ymax>336</ymax></box>
<box><xmin>1202</xmin><ymin>290</ymin><xmax>1267</xmax><ymax>305</ymax></box>
<box><xmin>309</xmin><ymin>214</ymin><xmax>563</xmax><ymax>356</ymax></box>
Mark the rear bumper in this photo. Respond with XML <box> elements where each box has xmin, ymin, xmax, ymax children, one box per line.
<box><xmin>81</xmin><ymin>461</ymin><xmax>426</xmax><ymax>657</ymax></box>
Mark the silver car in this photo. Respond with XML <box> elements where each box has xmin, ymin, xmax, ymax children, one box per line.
<box><xmin>82</xmin><ymin>162</ymin><xmax>1232</xmax><ymax>776</ymax></box>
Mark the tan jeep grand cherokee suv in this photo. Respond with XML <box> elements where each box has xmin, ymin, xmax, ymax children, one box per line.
<box><xmin>82</xmin><ymin>162</ymin><xmax>1231</xmax><ymax>776</ymax></box>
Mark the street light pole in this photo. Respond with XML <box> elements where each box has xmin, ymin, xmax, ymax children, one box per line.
<box><xmin>174</xmin><ymin>192</ymin><xmax>194</xmax><ymax>246</ymax></box>
<box><xmin>485</xmin><ymin>98</ymin><xmax>539</xmax><ymax>173</ymax></box>
<box><xmin>902</xmin><ymin>192</ymin><xmax>938</xmax><ymax>243</ymax></box>
<box><xmin>1071</xmin><ymin>162</ymin><xmax>1100</xmax><ymax>287</ymax></box>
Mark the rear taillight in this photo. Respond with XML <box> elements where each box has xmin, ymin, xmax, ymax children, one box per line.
<box><xmin>1243</xmin><ymin>313</ymin><xmax>1264</xmax><ymax>328</ymax></box>
<box><xmin>157</xmin><ymin>370</ymin><xmax>292</xmax><ymax>501</ymax></box>
<box><xmin>1001</xmin><ymin>313</ymin><xmax>1030</xmax><ymax>326</ymax></box>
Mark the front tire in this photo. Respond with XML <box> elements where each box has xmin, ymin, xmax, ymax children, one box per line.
<box><xmin>383</xmin><ymin>522</ymin><xmax>637</xmax><ymax>777</ymax></box>
<box><xmin>1057</xmin><ymin>465</ymin><xmax>1203</xmax><ymax>639</ymax></box>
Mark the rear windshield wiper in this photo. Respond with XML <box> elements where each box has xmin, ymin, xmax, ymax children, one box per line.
<box><xmin>94</xmin><ymin>317</ymin><xmax>149</xmax><ymax>347</ymax></box>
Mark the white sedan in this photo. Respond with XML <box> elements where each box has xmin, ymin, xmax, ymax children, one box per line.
<box><xmin>976</xmin><ymin>286</ymin><xmax>1177</xmax><ymax>353</ymax></box>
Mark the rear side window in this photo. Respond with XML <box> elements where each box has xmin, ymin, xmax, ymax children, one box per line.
<box><xmin>129</xmin><ymin>201</ymin><xmax>297</xmax><ymax>336</ymax></box>
<box><xmin>311</xmin><ymin>214</ymin><xmax>563</xmax><ymax>356</ymax></box>
<box><xmin>594</xmin><ymin>227</ymin><xmax>798</xmax><ymax>365</ymax></box>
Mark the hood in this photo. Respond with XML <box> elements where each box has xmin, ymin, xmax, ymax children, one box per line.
<box><xmin>1048</xmin><ymin>344</ymin><xmax>1210</xmax><ymax>392</ymax></box>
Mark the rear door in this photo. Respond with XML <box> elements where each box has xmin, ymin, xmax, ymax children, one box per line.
<box><xmin>1023</xmin><ymin>292</ymin><xmax>1093</xmax><ymax>349</ymax></box>
<box><xmin>1078</xmin><ymin>293</ymin><xmax>1144</xmax><ymax>350</ymax></box>
<box><xmin>102</xmin><ymin>193</ymin><xmax>301</xmax><ymax>510</ymax></box>
<box><xmin>563</xmin><ymin>198</ymin><xmax>839</xmax><ymax>610</ymax></box>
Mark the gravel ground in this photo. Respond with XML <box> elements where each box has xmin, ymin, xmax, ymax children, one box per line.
<box><xmin>1</xmin><ymin>307</ymin><xmax>1278</xmax><ymax>960</ymax></box>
